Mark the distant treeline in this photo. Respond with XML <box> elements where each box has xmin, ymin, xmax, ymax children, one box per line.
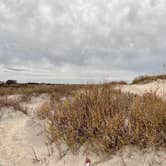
<box><xmin>0</xmin><ymin>74</ymin><xmax>166</xmax><ymax>86</ymax></box>
<box><xmin>0</xmin><ymin>80</ymin><xmax>54</xmax><ymax>87</ymax></box>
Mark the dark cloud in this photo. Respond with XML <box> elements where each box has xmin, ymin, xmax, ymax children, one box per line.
<box><xmin>0</xmin><ymin>0</ymin><xmax>166</xmax><ymax>83</ymax></box>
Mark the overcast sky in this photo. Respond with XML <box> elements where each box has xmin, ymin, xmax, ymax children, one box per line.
<box><xmin>0</xmin><ymin>0</ymin><xmax>166</xmax><ymax>83</ymax></box>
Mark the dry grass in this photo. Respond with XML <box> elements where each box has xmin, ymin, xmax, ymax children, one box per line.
<box><xmin>0</xmin><ymin>83</ymin><xmax>83</xmax><ymax>115</ymax></box>
<box><xmin>0</xmin><ymin>84</ymin><xmax>51</xmax><ymax>96</ymax></box>
<box><xmin>132</xmin><ymin>74</ymin><xmax>166</xmax><ymax>84</ymax></box>
<box><xmin>0</xmin><ymin>96</ymin><xmax>27</xmax><ymax>114</ymax></box>
<box><xmin>0</xmin><ymin>83</ymin><xmax>82</xmax><ymax>96</ymax></box>
<box><xmin>1</xmin><ymin>81</ymin><xmax>166</xmax><ymax>154</ymax></box>
<box><xmin>0</xmin><ymin>96</ymin><xmax>17</xmax><ymax>108</ymax></box>
<box><xmin>38</xmin><ymin>102</ymin><xmax>51</xmax><ymax>120</ymax></box>
<box><xmin>45</xmin><ymin>86</ymin><xmax>166</xmax><ymax>154</ymax></box>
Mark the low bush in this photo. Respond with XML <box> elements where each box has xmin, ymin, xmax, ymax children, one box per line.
<box><xmin>47</xmin><ymin>86</ymin><xmax>166</xmax><ymax>153</ymax></box>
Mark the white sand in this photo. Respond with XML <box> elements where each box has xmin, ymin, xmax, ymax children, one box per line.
<box><xmin>0</xmin><ymin>82</ymin><xmax>166</xmax><ymax>166</ymax></box>
<box><xmin>120</xmin><ymin>80</ymin><xmax>166</xmax><ymax>100</ymax></box>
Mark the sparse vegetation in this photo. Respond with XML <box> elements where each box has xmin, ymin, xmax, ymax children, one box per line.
<box><xmin>0</xmin><ymin>83</ymin><xmax>82</xmax><ymax>96</ymax></box>
<box><xmin>38</xmin><ymin>102</ymin><xmax>51</xmax><ymax>120</ymax></box>
<box><xmin>132</xmin><ymin>74</ymin><xmax>166</xmax><ymax>84</ymax></box>
<box><xmin>46</xmin><ymin>86</ymin><xmax>166</xmax><ymax>154</ymax></box>
<box><xmin>0</xmin><ymin>81</ymin><xmax>127</xmax><ymax>96</ymax></box>
<box><xmin>0</xmin><ymin>96</ymin><xmax>17</xmax><ymax>108</ymax></box>
<box><xmin>1</xmin><ymin>79</ymin><xmax>166</xmax><ymax>155</ymax></box>
<box><xmin>0</xmin><ymin>96</ymin><xmax>27</xmax><ymax>114</ymax></box>
<box><xmin>103</xmin><ymin>81</ymin><xmax>127</xmax><ymax>85</ymax></box>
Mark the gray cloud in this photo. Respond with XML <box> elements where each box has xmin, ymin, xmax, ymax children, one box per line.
<box><xmin>0</xmin><ymin>0</ymin><xmax>166</xmax><ymax>83</ymax></box>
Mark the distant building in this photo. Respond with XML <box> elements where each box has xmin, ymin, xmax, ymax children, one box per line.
<box><xmin>6</xmin><ymin>80</ymin><xmax>17</xmax><ymax>85</ymax></box>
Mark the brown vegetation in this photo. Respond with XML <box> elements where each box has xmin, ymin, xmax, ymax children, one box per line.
<box><xmin>0</xmin><ymin>83</ymin><xmax>82</xmax><ymax>96</ymax></box>
<box><xmin>0</xmin><ymin>79</ymin><xmax>166</xmax><ymax>155</ymax></box>
<box><xmin>45</xmin><ymin>86</ymin><xmax>166</xmax><ymax>154</ymax></box>
<box><xmin>0</xmin><ymin>96</ymin><xmax>27</xmax><ymax>114</ymax></box>
<box><xmin>38</xmin><ymin>102</ymin><xmax>51</xmax><ymax>119</ymax></box>
<box><xmin>132</xmin><ymin>74</ymin><xmax>166</xmax><ymax>84</ymax></box>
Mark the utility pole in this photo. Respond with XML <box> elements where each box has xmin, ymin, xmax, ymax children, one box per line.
<box><xmin>162</xmin><ymin>56</ymin><xmax>166</xmax><ymax>74</ymax></box>
<box><xmin>162</xmin><ymin>62</ymin><xmax>165</xmax><ymax>73</ymax></box>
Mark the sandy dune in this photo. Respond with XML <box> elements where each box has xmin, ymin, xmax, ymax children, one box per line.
<box><xmin>120</xmin><ymin>80</ymin><xmax>166</xmax><ymax>100</ymax></box>
<box><xmin>0</xmin><ymin>82</ymin><xmax>166</xmax><ymax>166</ymax></box>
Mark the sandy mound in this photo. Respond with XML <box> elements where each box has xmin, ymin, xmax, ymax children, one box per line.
<box><xmin>120</xmin><ymin>80</ymin><xmax>166</xmax><ymax>100</ymax></box>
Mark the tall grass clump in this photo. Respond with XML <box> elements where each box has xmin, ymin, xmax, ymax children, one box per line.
<box><xmin>48</xmin><ymin>86</ymin><xmax>166</xmax><ymax>153</ymax></box>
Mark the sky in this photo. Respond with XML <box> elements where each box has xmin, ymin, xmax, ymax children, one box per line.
<box><xmin>0</xmin><ymin>0</ymin><xmax>166</xmax><ymax>84</ymax></box>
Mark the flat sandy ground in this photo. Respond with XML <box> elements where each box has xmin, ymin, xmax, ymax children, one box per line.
<box><xmin>0</xmin><ymin>81</ymin><xmax>166</xmax><ymax>166</ymax></box>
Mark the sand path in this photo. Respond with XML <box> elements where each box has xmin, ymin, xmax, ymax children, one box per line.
<box><xmin>0</xmin><ymin>95</ymin><xmax>50</xmax><ymax>166</ymax></box>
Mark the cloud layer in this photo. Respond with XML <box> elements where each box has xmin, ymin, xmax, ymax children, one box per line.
<box><xmin>0</xmin><ymin>0</ymin><xmax>166</xmax><ymax>83</ymax></box>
